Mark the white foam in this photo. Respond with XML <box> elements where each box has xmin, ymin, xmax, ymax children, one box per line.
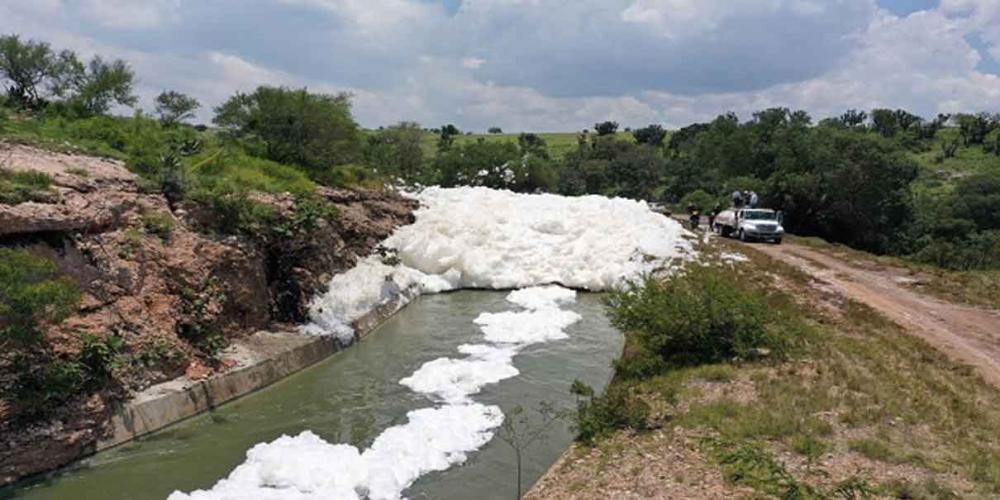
<box><xmin>473</xmin><ymin>309</ymin><xmax>580</xmax><ymax>344</ymax></box>
<box><xmin>505</xmin><ymin>286</ymin><xmax>577</xmax><ymax>310</ymax></box>
<box><xmin>399</xmin><ymin>344</ymin><xmax>519</xmax><ymax>403</ymax></box>
<box><xmin>385</xmin><ymin>187</ymin><xmax>693</xmax><ymax>292</ymax></box>
<box><xmin>176</xmin><ymin>187</ymin><xmax>696</xmax><ymax>499</ymax></box>
<box><xmin>168</xmin><ymin>404</ymin><xmax>502</xmax><ymax>500</ymax></box>
<box><xmin>301</xmin><ymin>187</ymin><xmax>693</xmax><ymax>342</ymax></box>
<box><xmin>300</xmin><ymin>259</ymin><xmax>424</xmax><ymax>345</ymax></box>
<box><xmin>720</xmin><ymin>252</ymin><xmax>749</xmax><ymax>263</ymax></box>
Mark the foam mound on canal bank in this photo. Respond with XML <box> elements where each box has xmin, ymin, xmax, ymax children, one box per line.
<box><xmin>302</xmin><ymin>186</ymin><xmax>693</xmax><ymax>343</ymax></box>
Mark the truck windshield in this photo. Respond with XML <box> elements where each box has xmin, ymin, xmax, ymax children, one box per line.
<box><xmin>744</xmin><ymin>211</ymin><xmax>777</xmax><ymax>221</ymax></box>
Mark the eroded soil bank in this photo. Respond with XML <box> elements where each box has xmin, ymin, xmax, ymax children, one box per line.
<box><xmin>0</xmin><ymin>144</ymin><xmax>416</xmax><ymax>485</ymax></box>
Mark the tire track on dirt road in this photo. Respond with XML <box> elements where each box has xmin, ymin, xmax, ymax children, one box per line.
<box><xmin>748</xmin><ymin>242</ymin><xmax>1000</xmax><ymax>389</ymax></box>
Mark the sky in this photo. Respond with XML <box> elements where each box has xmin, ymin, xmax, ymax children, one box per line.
<box><xmin>1</xmin><ymin>0</ymin><xmax>999</xmax><ymax>131</ymax></box>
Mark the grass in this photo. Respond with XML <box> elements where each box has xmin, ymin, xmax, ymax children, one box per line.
<box><xmin>574</xmin><ymin>238</ymin><xmax>1000</xmax><ymax>497</ymax></box>
<box><xmin>849</xmin><ymin>438</ymin><xmax>898</xmax><ymax>463</ymax></box>
<box><xmin>418</xmin><ymin>131</ymin><xmax>636</xmax><ymax>161</ymax></box>
<box><xmin>912</xmin><ymin>128</ymin><xmax>1000</xmax><ymax>179</ymax></box>
<box><xmin>140</xmin><ymin>210</ymin><xmax>175</xmax><ymax>240</ymax></box>
<box><xmin>187</xmin><ymin>147</ymin><xmax>317</xmax><ymax>196</ymax></box>
<box><xmin>0</xmin><ymin>168</ymin><xmax>54</xmax><ymax>204</ymax></box>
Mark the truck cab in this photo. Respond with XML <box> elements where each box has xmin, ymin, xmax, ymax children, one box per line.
<box><xmin>713</xmin><ymin>208</ymin><xmax>784</xmax><ymax>244</ymax></box>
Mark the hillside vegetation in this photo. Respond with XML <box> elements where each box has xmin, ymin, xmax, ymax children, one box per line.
<box><xmin>532</xmin><ymin>242</ymin><xmax>1000</xmax><ymax>498</ymax></box>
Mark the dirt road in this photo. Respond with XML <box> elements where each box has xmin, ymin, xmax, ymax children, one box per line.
<box><xmin>748</xmin><ymin>241</ymin><xmax>1000</xmax><ymax>388</ymax></box>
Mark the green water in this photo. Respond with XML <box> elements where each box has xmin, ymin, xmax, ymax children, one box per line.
<box><xmin>6</xmin><ymin>291</ymin><xmax>622</xmax><ymax>500</ymax></box>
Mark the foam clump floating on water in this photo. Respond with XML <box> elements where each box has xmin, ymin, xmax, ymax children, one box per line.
<box><xmin>399</xmin><ymin>344</ymin><xmax>519</xmax><ymax>403</ymax></box>
<box><xmin>169</xmin><ymin>403</ymin><xmax>503</xmax><ymax>500</ymax></box>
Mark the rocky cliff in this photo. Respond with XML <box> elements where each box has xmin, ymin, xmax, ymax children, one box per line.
<box><xmin>0</xmin><ymin>144</ymin><xmax>416</xmax><ymax>485</ymax></box>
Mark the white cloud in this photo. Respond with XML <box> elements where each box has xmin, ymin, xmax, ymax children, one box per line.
<box><xmin>0</xmin><ymin>0</ymin><xmax>998</xmax><ymax>131</ymax></box>
<box><xmin>462</xmin><ymin>57</ymin><xmax>487</xmax><ymax>70</ymax></box>
<box><xmin>78</xmin><ymin>0</ymin><xmax>181</xmax><ymax>30</ymax></box>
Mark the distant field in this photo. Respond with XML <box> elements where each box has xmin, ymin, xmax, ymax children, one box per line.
<box><xmin>417</xmin><ymin>131</ymin><xmax>636</xmax><ymax>160</ymax></box>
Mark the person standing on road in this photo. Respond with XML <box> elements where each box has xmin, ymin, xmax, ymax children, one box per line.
<box><xmin>731</xmin><ymin>190</ymin><xmax>743</xmax><ymax>208</ymax></box>
<box><xmin>749</xmin><ymin>191</ymin><xmax>759</xmax><ymax>208</ymax></box>
<box><xmin>708</xmin><ymin>203</ymin><xmax>721</xmax><ymax>232</ymax></box>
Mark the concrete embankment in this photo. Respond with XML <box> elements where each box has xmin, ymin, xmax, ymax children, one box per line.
<box><xmin>98</xmin><ymin>283</ymin><xmax>420</xmax><ymax>453</ymax></box>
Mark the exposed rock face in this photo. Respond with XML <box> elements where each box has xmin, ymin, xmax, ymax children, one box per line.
<box><xmin>0</xmin><ymin>144</ymin><xmax>416</xmax><ymax>485</ymax></box>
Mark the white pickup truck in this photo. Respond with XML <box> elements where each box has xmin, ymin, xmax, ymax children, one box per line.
<box><xmin>713</xmin><ymin>208</ymin><xmax>784</xmax><ymax>244</ymax></box>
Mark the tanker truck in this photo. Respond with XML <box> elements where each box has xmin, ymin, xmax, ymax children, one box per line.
<box><xmin>713</xmin><ymin>208</ymin><xmax>784</xmax><ymax>244</ymax></box>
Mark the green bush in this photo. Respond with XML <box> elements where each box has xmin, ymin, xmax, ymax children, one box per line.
<box><xmin>679</xmin><ymin>189</ymin><xmax>722</xmax><ymax>212</ymax></box>
<box><xmin>572</xmin><ymin>381</ymin><xmax>649</xmax><ymax>444</ymax></box>
<box><xmin>141</xmin><ymin>210</ymin><xmax>175</xmax><ymax>240</ymax></box>
<box><xmin>78</xmin><ymin>333</ymin><xmax>125</xmax><ymax>384</ymax></box>
<box><xmin>0</xmin><ymin>248</ymin><xmax>80</xmax><ymax>343</ymax></box>
<box><xmin>608</xmin><ymin>266</ymin><xmax>791</xmax><ymax>374</ymax></box>
<box><xmin>0</xmin><ymin>168</ymin><xmax>54</xmax><ymax>204</ymax></box>
<box><xmin>213</xmin><ymin>86</ymin><xmax>362</xmax><ymax>176</ymax></box>
<box><xmin>10</xmin><ymin>334</ymin><xmax>123</xmax><ymax>418</ymax></box>
<box><xmin>11</xmin><ymin>355</ymin><xmax>86</xmax><ymax>416</ymax></box>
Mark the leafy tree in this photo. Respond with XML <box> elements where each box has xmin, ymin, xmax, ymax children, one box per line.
<box><xmin>607</xmin><ymin>145</ymin><xmax>665</xmax><ymax>200</ymax></box>
<box><xmin>632</xmin><ymin>124</ymin><xmax>667</xmax><ymax>146</ymax></box>
<box><xmin>0</xmin><ymin>35</ymin><xmax>57</xmax><ymax>109</ymax></box>
<box><xmin>363</xmin><ymin>121</ymin><xmax>425</xmax><ymax>180</ymax></box>
<box><xmin>437</xmin><ymin>123</ymin><xmax>461</xmax><ymax>152</ymax></box>
<box><xmin>839</xmin><ymin>109</ymin><xmax>867</xmax><ymax>128</ymax></box>
<box><xmin>894</xmin><ymin>109</ymin><xmax>922</xmax><ymax>132</ymax></box>
<box><xmin>594</xmin><ymin>121</ymin><xmax>619</xmax><ymax>136</ymax></box>
<box><xmin>917</xmin><ymin>113</ymin><xmax>949</xmax><ymax>140</ymax></box>
<box><xmin>432</xmin><ymin>139</ymin><xmax>522</xmax><ymax>189</ymax></box>
<box><xmin>488</xmin><ymin>127</ymin><xmax>503</xmax><ymax>134</ymax></box>
<box><xmin>517</xmin><ymin>133</ymin><xmax>549</xmax><ymax>159</ymax></box>
<box><xmin>214</xmin><ymin>86</ymin><xmax>361</xmax><ymax>176</ymax></box>
<box><xmin>44</xmin><ymin>54</ymin><xmax>138</xmax><ymax>117</ymax></box>
<box><xmin>955</xmin><ymin>112</ymin><xmax>998</xmax><ymax>146</ymax></box>
<box><xmin>667</xmin><ymin>122</ymin><xmax>710</xmax><ymax>153</ymax></box>
<box><xmin>953</xmin><ymin>173</ymin><xmax>1000</xmax><ymax>232</ymax></box>
<box><xmin>779</xmin><ymin>129</ymin><xmax>918</xmax><ymax>252</ymax></box>
<box><xmin>870</xmin><ymin>108</ymin><xmax>898</xmax><ymax>138</ymax></box>
<box><xmin>154</xmin><ymin>90</ymin><xmax>200</xmax><ymax>125</ymax></box>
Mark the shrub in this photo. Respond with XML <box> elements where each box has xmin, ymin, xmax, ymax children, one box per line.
<box><xmin>608</xmin><ymin>266</ymin><xmax>791</xmax><ymax>374</ymax></box>
<box><xmin>141</xmin><ymin>210</ymin><xmax>175</xmax><ymax>240</ymax></box>
<box><xmin>78</xmin><ymin>333</ymin><xmax>125</xmax><ymax>384</ymax></box>
<box><xmin>190</xmin><ymin>147</ymin><xmax>316</xmax><ymax>196</ymax></box>
<box><xmin>307</xmin><ymin>163</ymin><xmax>377</xmax><ymax>189</ymax></box>
<box><xmin>572</xmin><ymin>382</ymin><xmax>649</xmax><ymax>444</ymax></box>
<box><xmin>213</xmin><ymin>86</ymin><xmax>362</xmax><ymax>178</ymax></box>
<box><xmin>0</xmin><ymin>248</ymin><xmax>80</xmax><ymax>344</ymax></box>
<box><xmin>11</xmin><ymin>355</ymin><xmax>87</xmax><ymax>416</ymax></box>
<box><xmin>0</xmin><ymin>168</ymin><xmax>54</xmax><ymax>204</ymax></box>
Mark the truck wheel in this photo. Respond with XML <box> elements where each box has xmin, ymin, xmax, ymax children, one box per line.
<box><xmin>774</xmin><ymin>238</ymin><xmax>782</xmax><ymax>245</ymax></box>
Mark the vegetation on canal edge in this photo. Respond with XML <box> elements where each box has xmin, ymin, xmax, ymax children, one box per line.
<box><xmin>566</xmin><ymin>241</ymin><xmax>1000</xmax><ymax>497</ymax></box>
